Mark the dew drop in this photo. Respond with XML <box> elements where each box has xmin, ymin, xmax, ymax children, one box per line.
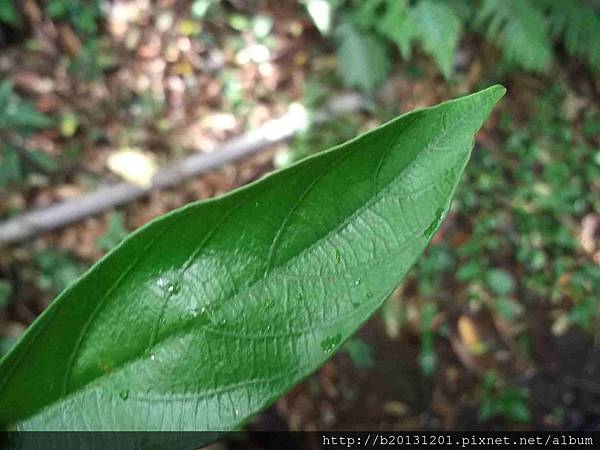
<box><xmin>149</xmin><ymin>353</ymin><xmax>156</xmax><ymax>361</ymax></box>
<box><xmin>119</xmin><ymin>390</ymin><xmax>130</xmax><ymax>400</ymax></box>
<box><xmin>167</xmin><ymin>281</ymin><xmax>181</xmax><ymax>295</ymax></box>
<box><xmin>422</xmin><ymin>208</ymin><xmax>446</xmax><ymax>239</ymax></box>
<box><xmin>354</xmin><ymin>278</ymin><xmax>361</xmax><ymax>286</ymax></box>
<box><xmin>367</xmin><ymin>291</ymin><xmax>374</xmax><ymax>298</ymax></box>
<box><xmin>191</xmin><ymin>306</ymin><xmax>212</xmax><ymax>325</ymax></box>
<box><xmin>320</xmin><ymin>334</ymin><xmax>342</xmax><ymax>353</ymax></box>
<box><xmin>263</xmin><ymin>298</ymin><xmax>274</xmax><ymax>309</ymax></box>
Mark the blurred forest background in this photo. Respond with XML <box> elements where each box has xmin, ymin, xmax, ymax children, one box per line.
<box><xmin>0</xmin><ymin>0</ymin><xmax>599</xmax><ymax>438</ymax></box>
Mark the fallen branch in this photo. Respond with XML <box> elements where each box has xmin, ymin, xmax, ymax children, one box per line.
<box><xmin>0</xmin><ymin>94</ymin><xmax>364</xmax><ymax>245</ymax></box>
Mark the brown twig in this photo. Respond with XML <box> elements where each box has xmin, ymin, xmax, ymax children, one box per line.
<box><xmin>0</xmin><ymin>93</ymin><xmax>364</xmax><ymax>245</ymax></box>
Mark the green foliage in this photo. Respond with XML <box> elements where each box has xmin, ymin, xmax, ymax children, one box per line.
<box><xmin>68</xmin><ymin>39</ymin><xmax>114</xmax><ymax>82</ymax></box>
<box><xmin>314</xmin><ymin>0</ymin><xmax>600</xmax><ymax>90</ymax></box>
<box><xmin>0</xmin><ymin>82</ymin><xmax>52</xmax><ymax>131</ymax></box>
<box><xmin>0</xmin><ymin>279</ymin><xmax>11</xmax><ymax>308</ymax></box>
<box><xmin>96</xmin><ymin>212</ymin><xmax>129</xmax><ymax>252</ymax></box>
<box><xmin>476</xmin><ymin>0</ymin><xmax>552</xmax><ymax>72</ymax></box>
<box><xmin>541</xmin><ymin>0</ymin><xmax>600</xmax><ymax>71</ymax></box>
<box><xmin>0</xmin><ymin>82</ymin><xmax>52</xmax><ymax>191</ymax></box>
<box><xmin>378</xmin><ymin>0</ymin><xmax>415</xmax><ymax>59</ymax></box>
<box><xmin>418</xmin><ymin>302</ymin><xmax>438</xmax><ymax>375</ymax></box>
<box><xmin>47</xmin><ymin>0</ymin><xmax>103</xmax><ymax>37</ymax></box>
<box><xmin>410</xmin><ymin>82</ymin><xmax>599</xmax><ymax>351</ymax></box>
<box><xmin>191</xmin><ymin>0</ymin><xmax>219</xmax><ymax>19</ymax></box>
<box><xmin>479</xmin><ymin>372</ymin><xmax>531</xmax><ymax>423</ymax></box>
<box><xmin>411</xmin><ymin>0</ymin><xmax>461</xmax><ymax>79</ymax></box>
<box><xmin>34</xmin><ymin>250</ymin><xmax>84</xmax><ymax>295</ymax></box>
<box><xmin>343</xmin><ymin>338</ymin><xmax>375</xmax><ymax>368</ymax></box>
<box><xmin>279</xmin><ymin>115</ymin><xmax>358</xmax><ymax>168</ymax></box>
<box><xmin>0</xmin><ymin>87</ymin><xmax>504</xmax><ymax>435</ymax></box>
<box><xmin>485</xmin><ymin>268</ymin><xmax>514</xmax><ymax>297</ymax></box>
<box><xmin>0</xmin><ymin>0</ymin><xmax>20</xmax><ymax>28</ymax></box>
<box><xmin>412</xmin><ymin>243</ymin><xmax>454</xmax><ymax>298</ymax></box>
<box><xmin>335</xmin><ymin>20</ymin><xmax>389</xmax><ymax>92</ymax></box>
<box><xmin>44</xmin><ymin>0</ymin><xmax>107</xmax><ymax>82</ymax></box>
<box><xmin>0</xmin><ymin>147</ymin><xmax>22</xmax><ymax>188</ymax></box>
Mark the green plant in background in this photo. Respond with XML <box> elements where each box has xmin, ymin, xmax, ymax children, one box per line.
<box><xmin>478</xmin><ymin>371</ymin><xmax>531</xmax><ymax>423</ymax></box>
<box><xmin>0</xmin><ymin>82</ymin><xmax>53</xmax><ymax>193</ymax></box>
<box><xmin>335</xmin><ymin>20</ymin><xmax>391</xmax><ymax>92</ymax></box>
<box><xmin>45</xmin><ymin>0</ymin><xmax>110</xmax><ymax>81</ymax></box>
<box><xmin>398</xmin><ymin>80</ymin><xmax>599</xmax><ymax>405</ymax></box>
<box><xmin>96</xmin><ymin>212</ymin><xmax>130</xmax><ymax>252</ymax></box>
<box><xmin>46</xmin><ymin>0</ymin><xmax>104</xmax><ymax>37</ymax></box>
<box><xmin>306</xmin><ymin>0</ymin><xmax>600</xmax><ymax>90</ymax></box>
<box><xmin>0</xmin><ymin>0</ymin><xmax>20</xmax><ymax>28</ymax></box>
<box><xmin>68</xmin><ymin>39</ymin><xmax>114</xmax><ymax>82</ymax></box>
<box><xmin>277</xmin><ymin>115</ymin><xmax>358</xmax><ymax>168</ymax></box>
<box><xmin>191</xmin><ymin>0</ymin><xmax>220</xmax><ymax>19</ymax></box>
<box><xmin>0</xmin><ymin>280</ymin><xmax>10</xmax><ymax>309</ymax></box>
<box><xmin>343</xmin><ymin>338</ymin><xmax>375</xmax><ymax>369</ymax></box>
<box><xmin>542</xmin><ymin>0</ymin><xmax>600</xmax><ymax>71</ymax></box>
<box><xmin>475</xmin><ymin>0</ymin><xmax>552</xmax><ymax>72</ymax></box>
<box><xmin>418</xmin><ymin>302</ymin><xmax>438</xmax><ymax>375</ymax></box>
<box><xmin>0</xmin><ymin>87</ymin><xmax>504</xmax><ymax>439</ymax></box>
<box><xmin>33</xmin><ymin>250</ymin><xmax>85</xmax><ymax>296</ymax></box>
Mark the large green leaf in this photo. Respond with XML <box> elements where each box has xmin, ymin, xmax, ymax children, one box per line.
<box><xmin>0</xmin><ymin>87</ymin><xmax>505</xmax><ymax>436</ymax></box>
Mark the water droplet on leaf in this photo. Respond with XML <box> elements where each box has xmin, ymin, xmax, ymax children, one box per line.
<box><xmin>167</xmin><ymin>281</ymin><xmax>181</xmax><ymax>295</ymax></box>
<box><xmin>354</xmin><ymin>279</ymin><xmax>361</xmax><ymax>286</ymax></box>
<box><xmin>119</xmin><ymin>390</ymin><xmax>129</xmax><ymax>400</ymax></box>
<box><xmin>263</xmin><ymin>298</ymin><xmax>274</xmax><ymax>309</ymax></box>
<box><xmin>422</xmin><ymin>208</ymin><xmax>446</xmax><ymax>239</ymax></box>
<box><xmin>320</xmin><ymin>333</ymin><xmax>342</xmax><ymax>353</ymax></box>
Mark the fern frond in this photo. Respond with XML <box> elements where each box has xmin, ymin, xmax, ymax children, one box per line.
<box><xmin>541</xmin><ymin>0</ymin><xmax>600</xmax><ymax>71</ymax></box>
<box><xmin>336</xmin><ymin>20</ymin><xmax>390</xmax><ymax>92</ymax></box>
<box><xmin>380</xmin><ymin>0</ymin><xmax>415</xmax><ymax>60</ymax></box>
<box><xmin>476</xmin><ymin>0</ymin><xmax>552</xmax><ymax>72</ymax></box>
<box><xmin>412</xmin><ymin>0</ymin><xmax>462</xmax><ymax>79</ymax></box>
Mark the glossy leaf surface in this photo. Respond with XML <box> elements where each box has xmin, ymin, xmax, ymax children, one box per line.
<box><xmin>0</xmin><ymin>86</ymin><xmax>505</xmax><ymax>432</ymax></box>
